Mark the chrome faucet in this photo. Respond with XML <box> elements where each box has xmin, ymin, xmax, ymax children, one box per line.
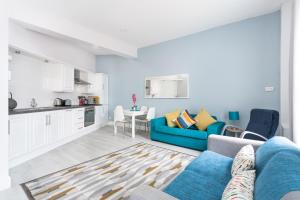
<box><xmin>30</xmin><ymin>98</ymin><xmax>38</xmax><ymax>108</ymax></box>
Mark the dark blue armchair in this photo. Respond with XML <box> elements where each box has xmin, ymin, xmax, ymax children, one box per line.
<box><xmin>241</xmin><ymin>109</ymin><xmax>279</xmax><ymax>141</ymax></box>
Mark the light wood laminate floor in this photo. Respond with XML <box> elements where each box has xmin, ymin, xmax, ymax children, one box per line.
<box><xmin>0</xmin><ymin>126</ymin><xmax>200</xmax><ymax>200</ymax></box>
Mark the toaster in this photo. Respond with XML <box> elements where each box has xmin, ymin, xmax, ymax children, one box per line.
<box><xmin>64</xmin><ymin>99</ymin><xmax>72</xmax><ymax>106</ymax></box>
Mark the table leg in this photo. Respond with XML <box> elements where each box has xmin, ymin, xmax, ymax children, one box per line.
<box><xmin>132</xmin><ymin>115</ymin><xmax>135</xmax><ymax>138</ymax></box>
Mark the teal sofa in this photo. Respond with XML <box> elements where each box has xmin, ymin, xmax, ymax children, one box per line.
<box><xmin>129</xmin><ymin>135</ymin><xmax>300</xmax><ymax>200</ymax></box>
<box><xmin>150</xmin><ymin>115</ymin><xmax>225</xmax><ymax>151</ymax></box>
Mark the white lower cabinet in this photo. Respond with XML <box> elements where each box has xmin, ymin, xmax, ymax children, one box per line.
<box><xmin>95</xmin><ymin>105</ymin><xmax>108</xmax><ymax>127</ymax></box>
<box><xmin>73</xmin><ymin>108</ymin><xmax>85</xmax><ymax>133</ymax></box>
<box><xmin>8</xmin><ymin>106</ymin><xmax>107</xmax><ymax>167</ymax></box>
<box><xmin>46</xmin><ymin>111</ymin><xmax>64</xmax><ymax>144</ymax></box>
<box><xmin>28</xmin><ymin>113</ymin><xmax>47</xmax><ymax>152</ymax></box>
<box><xmin>9</xmin><ymin>114</ymin><xmax>28</xmax><ymax>159</ymax></box>
<box><xmin>63</xmin><ymin>109</ymin><xmax>74</xmax><ymax>137</ymax></box>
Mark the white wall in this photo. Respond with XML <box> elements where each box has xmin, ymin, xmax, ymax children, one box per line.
<box><xmin>9</xmin><ymin>22</ymin><xmax>96</xmax><ymax>72</ymax></box>
<box><xmin>0</xmin><ymin>1</ymin><xmax>11</xmax><ymax>190</ymax></box>
<box><xmin>9</xmin><ymin>53</ymin><xmax>92</xmax><ymax>108</ymax></box>
<box><xmin>281</xmin><ymin>0</ymin><xmax>294</xmax><ymax>140</ymax></box>
<box><xmin>293</xmin><ymin>0</ymin><xmax>300</xmax><ymax>145</ymax></box>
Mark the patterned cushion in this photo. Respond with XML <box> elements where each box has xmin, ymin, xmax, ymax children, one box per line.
<box><xmin>194</xmin><ymin>108</ymin><xmax>217</xmax><ymax>130</ymax></box>
<box><xmin>174</xmin><ymin>110</ymin><xmax>196</xmax><ymax>129</ymax></box>
<box><xmin>222</xmin><ymin>170</ymin><xmax>256</xmax><ymax>200</ymax></box>
<box><xmin>165</xmin><ymin>110</ymin><xmax>181</xmax><ymax>127</ymax></box>
<box><xmin>231</xmin><ymin>145</ymin><xmax>255</xmax><ymax>176</ymax></box>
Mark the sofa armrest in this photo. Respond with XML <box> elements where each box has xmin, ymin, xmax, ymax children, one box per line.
<box><xmin>207</xmin><ymin>121</ymin><xmax>225</xmax><ymax>136</ymax></box>
<box><xmin>151</xmin><ymin>117</ymin><xmax>167</xmax><ymax>131</ymax></box>
<box><xmin>281</xmin><ymin>191</ymin><xmax>300</xmax><ymax>200</ymax></box>
<box><xmin>207</xmin><ymin>135</ymin><xmax>264</xmax><ymax>158</ymax></box>
<box><xmin>129</xmin><ymin>185</ymin><xmax>178</xmax><ymax>200</ymax></box>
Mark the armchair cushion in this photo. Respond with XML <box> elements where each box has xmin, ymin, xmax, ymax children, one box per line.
<box><xmin>245</xmin><ymin>109</ymin><xmax>279</xmax><ymax>140</ymax></box>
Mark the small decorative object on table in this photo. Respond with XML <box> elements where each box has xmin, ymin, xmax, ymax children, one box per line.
<box><xmin>223</xmin><ymin>111</ymin><xmax>243</xmax><ymax>137</ymax></box>
<box><xmin>131</xmin><ymin>94</ymin><xmax>139</xmax><ymax>111</ymax></box>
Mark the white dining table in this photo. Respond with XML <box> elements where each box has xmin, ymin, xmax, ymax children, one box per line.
<box><xmin>123</xmin><ymin>109</ymin><xmax>147</xmax><ymax>138</ymax></box>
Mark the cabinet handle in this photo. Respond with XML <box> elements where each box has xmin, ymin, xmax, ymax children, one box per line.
<box><xmin>49</xmin><ymin>115</ymin><xmax>51</xmax><ymax>125</ymax></box>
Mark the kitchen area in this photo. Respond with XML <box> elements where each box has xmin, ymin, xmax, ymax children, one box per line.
<box><xmin>8</xmin><ymin>48</ymin><xmax>109</xmax><ymax>168</ymax></box>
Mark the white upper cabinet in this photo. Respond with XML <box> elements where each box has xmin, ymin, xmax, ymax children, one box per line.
<box><xmin>46</xmin><ymin>63</ymin><xmax>74</xmax><ymax>92</ymax></box>
<box><xmin>96</xmin><ymin>73</ymin><xmax>108</xmax><ymax>104</ymax></box>
<box><xmin>86</xmin><ymin>72</ymin><xmax>97</xmax><ymax>94</ymax></box>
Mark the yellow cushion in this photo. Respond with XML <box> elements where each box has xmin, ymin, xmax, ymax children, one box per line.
<box><xmin>165</xmin><ymin>110</ymin><xmax>181</xmax><ymax>127</ymax></box>
<box><xmin>194</xmin><ymin>108</ymin><xmax>217</xmax><ymax>130</ymax></box>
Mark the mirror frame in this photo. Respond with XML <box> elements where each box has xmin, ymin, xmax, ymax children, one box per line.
<box><xmin>144</xmin><ymin>74</ymin><xmax>190</xmax><ymax>99</ymax></box>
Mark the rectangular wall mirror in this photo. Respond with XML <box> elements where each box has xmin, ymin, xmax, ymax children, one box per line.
<box><xmin>145</xmin><ymin>74</ymin><xmax>189</xmax><ymax>98</ymax></box>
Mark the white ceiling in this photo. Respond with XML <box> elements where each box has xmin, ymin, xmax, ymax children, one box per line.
<box><xmin>10</xmin><ymin>0</ymin><xmax>285</xmax><ymax>54</ymax></box>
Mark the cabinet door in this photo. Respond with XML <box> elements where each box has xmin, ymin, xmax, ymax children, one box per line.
<box><xmin>72</xmin><ymin>108</ymin><xmax>84</xmax><ymax>133</ymax></box>
<box><xmin>45</xmin><ymin>64</ymin><xmax>74</xmax><ymax>92</ymax></box>
<box><xmin>96</xmin><ymin>73</ymin><xmax>108</xmax><ymax>104</ymax></box>
<box><xmin>9</xmin><ymin>115</ymin><xmax>28</xmax><ymax>159</ymax></box>
<box><xmin>95</xmin><ymin>106</ymin><xmax>102</xmax><ymax>125</ymax></box>
<box><xmin>28</xmin><ymin>113</ymin><xmax>47</xmax><ymax>152</ymax></box>
<box><xmin>63</xmin><ymin>109</ymin><xmax>74</xmax><ymax>137</ymax></box>
<box><xmin>102</xmin><ymin>105</ymin><xmax>109</xmax><ymax>125</ymax></box>
<box><xmin>62</xmin><ymin>65</ymin><xmax>74</xmax><ymax>92</ymax></box>
<box><xmin>47</xmin><ymin>111</ymin><xmax>64</xmax><ymax>143</ymax></box>
<box><xmin>87</xmin><ymin>72</ymin><xmax>96</xmax><ymax>94</ymax></box>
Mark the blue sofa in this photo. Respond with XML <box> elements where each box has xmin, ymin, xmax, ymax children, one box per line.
<box><xmin>129</xmin><ymin>135</ymin><xmax>300</xmax><ymax>200</ymax></box>
<box><xmin>150</xmin><ymin>115</ymin><xmax>225</xmax><ymax>151</ymax></box>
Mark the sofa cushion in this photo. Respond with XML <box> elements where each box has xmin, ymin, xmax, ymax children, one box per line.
<box><xmin>255</xmin><ymin>137</ymin><xmax>299</xmax><ymax>174</ymax></box>
<box><xmin>165</xmin><ymin>110</ymin><xmax>181</xmax><ymax>127</ymax></box>
<box><xmin>175</xmin><ymin>110</ymin><xmax>196</xmax><ymax>129</ymax></box>
<box><xmin>165</xmin><ymin>170</ymin><xmax>227</xmax><ymax>200</ymax></box>
<box><xmin>222</xmin><ymin>170</ymin><xmax>256</xmax><ymax>200</ymax></box>
<box><xmin>254</xmin><ymin>151</ymin><xmax>300</xmax><ymax>200</ymax></box>
<box><xmin>156</xmin><ymin>125</ymin><xmax>208</xmax><ymax>140</ymax></box>
<box><xmin>186</xmin><ymin>151</ymin><xmax>232</xmax><ymax>179</ymax></box>
<box><xmin>194</xmin><ymin>108</ymin><xmax>217</xmax><ymax>130</ymax></box>
<box><xmin>231</xmin><ymin>145</ymin><xmax>255</xmax><ymax>176</ymax></box>
<box><xmin>164</xmin><ymin>151</ymin><xmax>232</xmax><ymax>200</ymax></box>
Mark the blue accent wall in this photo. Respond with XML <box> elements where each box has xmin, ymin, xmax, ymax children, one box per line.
<box><xmin>96</xmin><ymin>11</ymin><xmax>280</xmax><ymax>128</ymax></box>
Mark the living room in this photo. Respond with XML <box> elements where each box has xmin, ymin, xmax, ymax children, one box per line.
<box><xmin>0</xmin><ymin>0</ymin><xmax>300</xmax><ymax>200</ymax></box>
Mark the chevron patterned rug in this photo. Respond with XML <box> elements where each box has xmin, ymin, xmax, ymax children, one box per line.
<box><xmin>21</xmin><ymin>143</ymin><xmax>195</xmax><ymax>200</ymax></box>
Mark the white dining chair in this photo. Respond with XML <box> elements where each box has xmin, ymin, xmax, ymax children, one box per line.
<box><xmin>135</xmin><ymin>106</ymin><xmax>148</xmax><ymax>121</ymax></box>
<box><xmin>114</xmin><ymin>105</ymin><xmax>129</xmax><ymax>134</ymax></box>
<box><xmin>135</xmin><ymin>107</ymin><xmax>156</xmax><ymax>132</ymax></box>
<box><xmin>140</xmin><ymin>106</ymin><xmax>148</xmax><ymax>112</ymax></box>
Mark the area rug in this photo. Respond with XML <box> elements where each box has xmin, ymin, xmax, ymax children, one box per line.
<box><xmin>21</xmin><ymin>143</ymin><xmax>195</xmax><ymax>200</ymax></box>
